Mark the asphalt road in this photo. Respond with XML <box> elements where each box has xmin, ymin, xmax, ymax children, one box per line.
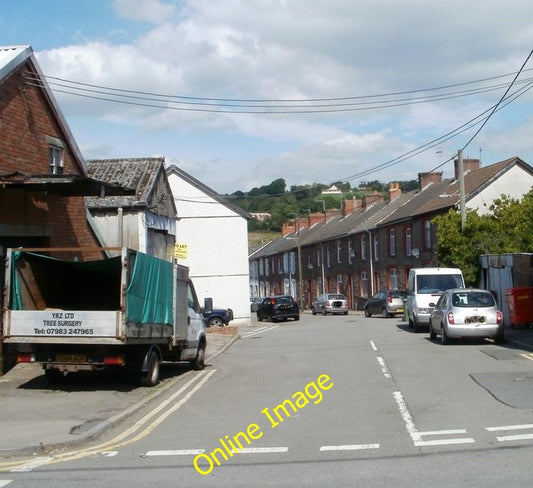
<box><xmin>1</xmin><ymin>314</ymin><xmax>533</xmax><ymax>487</ymax></box>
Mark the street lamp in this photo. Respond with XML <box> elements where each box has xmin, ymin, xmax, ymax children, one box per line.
<box><xmin>288</xmin><ymin>214</ymin><xmax>304</xmax><ymax>310</ymax></box>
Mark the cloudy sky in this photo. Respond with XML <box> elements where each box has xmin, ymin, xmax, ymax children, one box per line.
<box><xmin>2</xmin><ymin>0</ymin><xmax>533</xmax><ymax>193</ymax></box>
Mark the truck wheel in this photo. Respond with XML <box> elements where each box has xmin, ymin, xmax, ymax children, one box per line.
<box><xmin>140</xmin><ymin>351</ymin><xmax>160</xmax><ymax>387</ymax></box>
<box><xmin>191</xmin><ymin>341</ymin><xmax>206</xmax><ymax>370</ymax></box>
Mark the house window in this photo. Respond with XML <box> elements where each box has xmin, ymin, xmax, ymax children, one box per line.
<box><xmin>307</xmin><ymin>249</ymin><xmax>313</xmax><ymax>269</ymax></box>
<box><xmin>389</xmin><ymin>229</ymin><xmax>396</xmax><ymax>257</ymax></box>
<box><xmin>405</xmin><ymin>227</ymin><xmax>412</xmax><ymax>256</ymax></box>
<box><xmin>348</xmin><ymin>241</ymin><xmax>354</xmax><ymax>264</ymax></box>
<box><xmin>326</xmin><ymin>245</ymin><xmax>331</xmax><ymax>268</ymax></box>
<box><xmin>317</xmin><ymin>247</ymin><xmax>322</xmax><ymax>267</ymax></box>
<box><xmin>373</xmin><ymin>235</ymin><xmax>379</xmax><ymax>261</ymax></box>
<box><xmin>49</xmin><ymin>145</ymin><xmax>63</xmax><ymax>174</ymax></box>
<box><xmin>389</xmin><ymin>268</ymin><xmax>399</xmax><ymax>290</ymax></box>
<box><xmin>337</xmin><ymin>274</ymin><xmax>343</xmax><ymax>292</ymax></box>
<box><xmin>361</xmin><ymin>235</ymin><xmax>367</xmax><ymax>260</ymax></box>
<box><xmin>424</xmin><ymin>220</ymin><xmax>432</xmax><ymax>249</ymax></box>
<box><xmin>360</xmin><ymin>271</ymin><xmax>368</xmax><ymax>297</ymax></box>
<box><xmin>337</xmin><ymin>241</ymin><xmax>342</xmax><ymax>263</ymax></box>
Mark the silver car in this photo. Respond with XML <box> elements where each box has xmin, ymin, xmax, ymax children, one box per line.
<box><xmin>429</xmin><ymin>288</ymin><xmax>504</xmax><ymax>344</ymax></box>
<box><xmin>312</xmin><ymin>293</ymin><xmax>349</xmax><ymax>315</ymax></box>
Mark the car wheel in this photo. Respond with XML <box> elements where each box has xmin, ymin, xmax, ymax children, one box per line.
<box><xmin>413</xmin><ymin>318</ymin><xmax>421</xmax><ymax>333</ymax></box>
<box><xmin>294</xmin><ymin>315</ymin><xmax>300</xmax><ymax>321</ymax></box>
<box><xmin>208</xmin><ymin>317</ymin><xmax>224</xmax><ymax>327</ymax></box>
<box><xmin>382</xmin><ymin>307</ymin><xmax>390</xmax><ymax>318</ymax></box>
<box><xmin>312</xmin><ymin>307</ymin><xmax>317</xmax><ymax>315</ymax></box>
<box><xmin>441</xmin><ymin>324</ymin><xmax>450</xmax><ymax>345</ymax></box>
<box><xmin>429</xmin><ymin>323</ymin><xmax>437</xmax><ymax>340</ymax></box>
<box><xmin>364</xmin><ymin>307</ymin><xmax>371</xmax><ymax>318</ymax></box>
<box><xmin>321</xmin><ymin>307</ymin><xmax>327</xmax><ymax>316</ymax></box>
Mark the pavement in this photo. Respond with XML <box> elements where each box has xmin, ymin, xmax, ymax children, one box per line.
<box><xmin>0</xmin><ymin>322</ymin><xmax>532</xmax><ymax>460</ymax></box>
<box><xmin>0</xmin><ymin>327</ymin><xmax>240</xmax><ymax>459</ymax></box>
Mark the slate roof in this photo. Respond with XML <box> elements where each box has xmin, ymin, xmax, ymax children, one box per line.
<box><xmin>250</xmin><ymin>157</ymin><xmax>533</xmax><ymax>259</ymax></box>
<box><xmin>85</xmin><ymin>158</ymin><xmax>169</xmax><ymax>209</ymax></box>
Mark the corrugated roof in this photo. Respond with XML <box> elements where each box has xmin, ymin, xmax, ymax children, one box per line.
<box><xmin>86</xmin><ymin>158</ymin><xmax>165</xmax><ymax>208</ymax></box>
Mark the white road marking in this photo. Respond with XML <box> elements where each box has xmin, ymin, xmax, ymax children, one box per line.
<box><xmin>143</xmin><ymin>449</ymin><xmax>205</xmax><ymax>457</ymax></box>
<box><xmin>0</xmin><ymin>481</ymin><xmax>13</xmax><ymax>487</ymax></box>
<box><xmin>242</xmin><ymin>326</ymin><xmax>279</xmax><ymax>338</ymax></box>
<box><xmin>320</xmin><ymin>444</ymin><xmax>380</xmax><ymax>451</ymax></box>
<box><xmin>10</xmin><ymin>457</ymin><xmax>54</xmax><ymax>472</ymax></box>
<box><xmin>376</xmin><ymin>357</ymin><xmax>391</xmax><ymax>378</ymax></box>
<box><xmin>370</xmin><ymin>341</ymin><xmax>378</xmax><ymax>352</ymax></box>
<box><xmin>232</xmin><ymin>447</ymin><xmax>288</xmax><ymax>454</ymax></box>
<box><xmin>486</xmin><ymin>424</ymin><xmax>533</xmax><ymax>442</ymax></box>
<box><xmin>393</xmin><ymin>391</ymin><xmax>475</xmax><ymax>446</ymax></box>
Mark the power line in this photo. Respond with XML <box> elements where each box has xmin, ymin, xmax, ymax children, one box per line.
<box><xmin>24</xmin><ymin>71</ymin><xmax>533</xmax><ymax>114</ymax></box>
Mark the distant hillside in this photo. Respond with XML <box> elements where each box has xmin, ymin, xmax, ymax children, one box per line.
<box><xmin>227</xmin><ymin>177</ymin><xmax>418</xmax><ymax>232</ymax></box>
<box><xmin>248</xmin><ymin>230</ymin><xmax>280</xmax><ymax>254</ymax></box>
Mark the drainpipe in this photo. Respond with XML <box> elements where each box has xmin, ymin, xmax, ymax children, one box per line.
<box><xmin>366</xmin><ymin>230</ymin><xmax>374</xmax><ymax>295</ymax></box>
<box><xmin>118</xmin><ymin>207</ymin><xmax>124</xmax><ymax>248</ymax></box>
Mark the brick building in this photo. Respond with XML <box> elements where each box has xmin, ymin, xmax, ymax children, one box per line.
<box><xmin>250</xmin><ymin>157</ymin><xmax>533</xmax><ymax>310</ymax></box>
<box><xmin>0</xmin><ymin>46</ymin><xmax>132</xmax><ymax>372</ymax></box>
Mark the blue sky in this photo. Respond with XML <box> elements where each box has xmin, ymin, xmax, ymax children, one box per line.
<box><xmin>2</xmin><ymin>0</ymin><xmax>533</xmax><ymax>193</ymax></box>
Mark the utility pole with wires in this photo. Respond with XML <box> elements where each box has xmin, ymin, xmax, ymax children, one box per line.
<box><xmin>458</xmin><ymin>149</ymin><xmax>466</xmax><ymax>231</ymax></box>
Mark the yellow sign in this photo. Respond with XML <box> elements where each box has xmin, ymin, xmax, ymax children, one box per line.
<box><xmin>174</xmin><ymin>243</ymin><xmax>188</xmax><ymax>259</ymax></box>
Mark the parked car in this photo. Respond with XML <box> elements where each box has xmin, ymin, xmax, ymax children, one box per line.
<box><xmin>364</xmin><ymin>290</ymin><xmax>407</xmax><ymax>318</ymax></box>
<box><xmin>256</xmin><ymin>295</ymin><xmax>300</xmax><ymax>322</ymax></box>
<box><xmin>203</xmin><ymin>307</ymin><xmax>234</xmax><ymax>327</ymax></box>
<box><xmin>429</xmin><ymin>288</ymin><xmax>504</xmax><ymax>344</ymax></box>
<box><xmin>311</xmin><ymin>294</ymin><xmax>349</xmax><ymax>315</ymax></box>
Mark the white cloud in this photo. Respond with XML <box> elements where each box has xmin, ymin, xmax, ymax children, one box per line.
<box><xmin>29</xmin><ymin>0</ymin><xmax>533</xmax><ymax>192</ymax></box>
<box><xmin>112</xmin><ymin>0</ymin><xmax>177</xmax><ymax>24</ymax></box>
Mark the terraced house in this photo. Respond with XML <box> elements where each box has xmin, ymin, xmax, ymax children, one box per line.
<box><xmin>249</xmin><ymin>157</ymin><xmax>533</xmax><ymax>310</ymax></box>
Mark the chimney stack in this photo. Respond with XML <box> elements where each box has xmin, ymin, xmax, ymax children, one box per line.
<box><xmin>454</xmin><ymin>158</ymin><xmax>480</xmax><ymax>180</ymax></box>
<box><xmin>418</xmin><ymin>172</ymin><xmax>442</xmax><ymax>190</ymax></box>
<box><xmin>343</xmin><ymin>197</ymin><xmax>363</xmax><ymax>216</ymax></box>
<box><xmin>389</xmin><ymin>182</ymin><xmax>402</xmax><ymax>201</ymax></box>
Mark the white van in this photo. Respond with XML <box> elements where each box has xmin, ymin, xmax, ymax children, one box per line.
<box><xmin>406</xmin><ymin>267</ymin><xmax>465</xmax><ymax>331</ymax></box>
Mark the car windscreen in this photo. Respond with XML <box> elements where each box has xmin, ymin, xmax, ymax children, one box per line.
<box><xmin>276</xmin><ymin>297</ymin><xmax>294</xmax><ymax>304</ymax></box>
<box><xmin>451</xmin><ymin>291</ymin><xmax>496</xmax><ymax>308</ymax></box>
<box><xmin>416</xmin><ymin>274</ymin><xmax>463</xmax><ymax>294</ymax></box>
<box><xmin>390</xmin><ymin>291</ymin><xmax>406</xmax><ymax>298</ymax></box>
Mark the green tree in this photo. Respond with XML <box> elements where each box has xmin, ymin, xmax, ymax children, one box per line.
<box><xmin>433</xmin><ymin>187</ymin><xmax>533</xmax><ymax>285</ymax></box>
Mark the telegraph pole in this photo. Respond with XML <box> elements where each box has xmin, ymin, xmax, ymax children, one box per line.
<box><xmin>458</xmin><ymin>149</ymin><xmax>466</xmax><ymax>230</ymax></box>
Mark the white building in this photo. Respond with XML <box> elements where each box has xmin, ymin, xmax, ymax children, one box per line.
<box><xmin>167</xmin><ymin>165</ymin><xmax>252</xmax><ymax>325</ymax></box>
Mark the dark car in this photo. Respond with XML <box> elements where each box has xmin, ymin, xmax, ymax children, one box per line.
<box><xmin>203</xmin><ymin>307</ymin><xmax>234</xmax><ymax>327</ymax></box>
<box><xmin>256</xmin><ymin>295</ymin><xmax>300</xmax><ymax>322</ymax></box>
<box><xmin>364</xmin><ymin>290</ymin><xmax>407</xmax><ymax>318</ymax></box>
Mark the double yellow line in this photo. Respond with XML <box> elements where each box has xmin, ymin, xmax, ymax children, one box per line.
<box><xmin>0</xmin><ymin>369</ymin><xmax>216</xmax><ymax>472</ymax></box>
